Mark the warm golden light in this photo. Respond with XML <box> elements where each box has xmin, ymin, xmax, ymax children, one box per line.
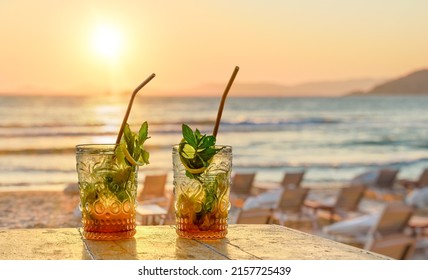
<box><xmin>1</xmin><ymin>2</ymin><xmax>428</xmax><ymax>96</ymax></box>
<box><xmin>92</xmin><ymin>23</ymin><xmax>123</xmax><ymax>61</ymax></box>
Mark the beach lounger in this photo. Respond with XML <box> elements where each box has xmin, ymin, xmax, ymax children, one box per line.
<box><xmin>230</xmin><ymin>172</ymin><xmax>256</xmax><ymax>208</ymax></box>
<box><xmin>235</xmin><ymin>207</ymin><xmax>273</xmax><ymax>224</ymax></box>
<box><xmin>368</xmin><ymin>234</ymin><xmax>416</xmax><ymax>260</ymax></box>
<box><xmin>323</xmin><ymin>202</ymin><xmax>414</xmax><ymax>254</ymax></box>
<box><xmin>136</xmin><ymin>203</ymin><xmax>168</xmax><ymax>225</ymax></box>
<box><xmin>399</xmin><ymin>168</ymin><xmax>428</xmax><ymax>190</ymax></box>
<box><xmin>280</xmin><ymin>171</ymin><xmax>305</xmax><ymax>189</ymax></box>
<box><xmin>253</xmin><ymin>171</ymin><xmax>305</xmax><ymax>194</ymax></box>
<box><xmin>136</xmin><ymin>195</ymin><xmax>176</xmax><ymax>226</ymax></box>
<box><xmin>159</xmin><ymin>196</ymin><xmax>176</xmax><ymax>225</ymax></box>
<box><xmin>404</xmin><ymin>186</ymin><xmax>428</xmax><ymax>209</ymax></box>
<box><xmin>271</xmin><ymin>187</ymin><xmax>314</xmax><ymax>229</ymax></box>
<box><xmin>304</xmin><ymin>185</ymin><xmax>367</xmax><ymax>225</ymax></box>
<box><xmin>364</xmin><ymin>168</ymin><xmax>402</xmax><ymax>200</ymax></box>
<box><xmin>363</xmin><ymin>202</ymin><xmax>414</xmax><ymax>250</ymax></box>
<box><xmin>137</xmin><ymin>174</ymin><xmax>168</xmax><ymax>205</ymax></box>
<box><xmin>375</xmin><ymin>169</ymin><xmax>399</xmax><ymax>189</ymax></box>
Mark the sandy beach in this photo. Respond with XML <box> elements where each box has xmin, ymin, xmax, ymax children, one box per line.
<box><xmin>0</xmin><ymin>183</ymin><xmax>380</xmax><ymax>230</ymax></box>
<box><xmin>0</xmin><ymin>183</ymin><xmax>342</xmax><ymax>230</ymax></box>
<box><xmin>0</xmin><ymin>188</ymin><xmax>81</xmax><ymax>230</ymax></box>
<box><xmin>1</xmin><ymin>183</ymin><xmax>427</xmax><ymax>260</ymax></box>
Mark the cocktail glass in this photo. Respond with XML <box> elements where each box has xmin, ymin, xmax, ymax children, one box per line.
<box><xmin>172</xmin><ymin>145</ymin><xmax>232</xmax><ymax>239</ymax></box>
<box><xmin>76</xmin><ymin>144</ymin><xmax>138</xmax><ymax>240</ymax></box>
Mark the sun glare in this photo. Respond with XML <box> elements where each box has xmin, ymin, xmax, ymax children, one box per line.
<box><xmin>92</xmin><ymin>24</ymin><xmax>123</xmax><ymax>61</ymax></box>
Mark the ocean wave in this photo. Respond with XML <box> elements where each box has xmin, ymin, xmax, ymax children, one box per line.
<box><xmin>415</xmin><ymin>143</ymin><xmax>428</xmax><ymax>149</ymax></box>
<box><xmin>234</xmin><ymin>157</ymin><xmax>428</xmax><ymax>170</ymax></box>
<box><xmin>0</xmin><ymin>117</ymin><xmax>339</xmax><ymax>129</ymax></box>
<box><xmin>0</xmin><ymin>117</ymin><xmax>343</xmax><ymax>137</ymax></box>
<box><xmin>0</xmin><ymin>120</ymin><xmax>214</xmax><ymax>137</ymax></box>
<box><xmin>0</xmin><ymin>182</ymin><xmax>71</xmax><ymax>188</ymax></box>
<box><xmin>341</xmin><ymin>139</ymin><xmax>428</xmax><ymax>149</ymax></box>
<box><xmin>0</xmin><ymin>131</ymin><xmax>116</xmax><ymax>138</ymax></box>
<box><xmin>0</xmin><ymin>147</ymin><xmax>77</xmax><ymax>155</ymax></box>
<box><xmin>0</xmin><ymin>144</ymin><xmax>171</xmax><ymax>155</ymax></box>
<box><xmin>222</xmin><ymin>117</ymin><xmax>341</xmax><ymax>127</ymax></box>
<box><xmin>343</xmin><ymin>139</ymin><xmax>404</xmax><ymax>146</ymax></box>
<box><xmin>0</xmin><ymin>119</ymin><xmax>216</xmax><ymax>129</ymax></box>
<box><xmin>0</xmin><ymin>122</ymin><xmax>104</xmax><ymax>129</ymax></box>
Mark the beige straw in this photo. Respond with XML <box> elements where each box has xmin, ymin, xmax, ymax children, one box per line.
<box><xmin>115</xmin><ymin>73</ymin><xmax>156</xmax><ymax>144</ymax></box>
<box><xmin>213</xmin><ymin>66</ymin><xmax>239</xmax><ymax>137</ymax></box>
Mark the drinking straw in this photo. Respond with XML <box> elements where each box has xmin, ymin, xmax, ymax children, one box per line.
<box><xmin>115</xmin><ymin>73</ymin><xmax>156</xmax><ymax>144</ymax></box>
<box><xmin>213</xmin><ymin>66</ymin><xmax>239</xmax><ymax>137</ymax></box>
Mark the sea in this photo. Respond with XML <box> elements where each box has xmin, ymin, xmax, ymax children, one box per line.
<box><xmin>1</xmin><ymin>95</ymin><xmax>428</xmax><ymax>190</ymax></box>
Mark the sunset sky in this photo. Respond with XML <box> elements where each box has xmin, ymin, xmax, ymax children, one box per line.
<box><xmin>1</xmin><ymin>1</ymin><xmax>427</xmax><ymax>96</ymax></box>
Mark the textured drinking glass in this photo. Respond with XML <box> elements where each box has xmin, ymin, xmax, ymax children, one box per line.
<box><xmin>172</xmin><ymin>145</ymin><xmax>232</xmax><ymax>239</ymax></box>
<box><xmin>76</xmin><ymin>144</ymin><xmax>138</xmax><ymax>240</ymax></box>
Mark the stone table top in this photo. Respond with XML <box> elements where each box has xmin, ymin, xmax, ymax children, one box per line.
<box><xmin>0</xmin><ymin>225</ymin><xmax>389</xmax><ymax>260</ymax></box>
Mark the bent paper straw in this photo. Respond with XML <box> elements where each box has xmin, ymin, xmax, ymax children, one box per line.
<box><xmin>116</xmin><ymin>73</ymin><xmax>156</xmax><ymax>144</ymax></box>
<box><xmin>213</xmin><ymin>66</ymin><xmax>239</xmax><ymax>137</ymax></box>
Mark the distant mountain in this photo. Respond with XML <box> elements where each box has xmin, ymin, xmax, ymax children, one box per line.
<box><xmin>284</xmin><ymin>78</ymin><xmax>383</xmax><ymax>97</ymax></box>
<box><xmin>356</xmin><ymin>69</ymin><xmax>428</xmax><ymax>96</ymax></box>
<box><xmin>181</xmin><ymin>78</ymin><xmax>383</xmax><ymax>97</ymax></box>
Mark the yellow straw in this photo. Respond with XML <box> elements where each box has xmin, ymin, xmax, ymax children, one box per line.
<box><xmin>213</xmin><ymin>66</ymin><xmax>239</xmax><ymax>137</ymax></box>
<box><xmin>116</xmin><ymin>73</ymin><xmax>156</xmax><ymax>144</ymax></box>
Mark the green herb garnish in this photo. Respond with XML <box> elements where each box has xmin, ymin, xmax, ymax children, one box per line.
<box><xmin>79</xmin><ymin>122</ymin><xmax>150</xmax><ymax>207</ymax></box>
<box><xmin>176</xmin><ymin>124</ymin><xmax>229</xmax><ymax>232</ymax></box>
<box><xmin>116</xmin><ymin>121</ymin><xmax>150</xmax><ymax>167</ymax></box>
<box><xmin>178</xmin><ymin>124</ymin><xmax>222</xmax><ymax>178</ymax></box>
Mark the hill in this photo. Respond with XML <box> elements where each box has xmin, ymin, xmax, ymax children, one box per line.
<box><xmin>177</xmin><ymin>78</ymin><xmax>382</xmax><ymax>97</ymax></box>
<box><xmin>362</xmin><ymin>69</ymin><xmax>428</xmax><ymax>95</ymax></box>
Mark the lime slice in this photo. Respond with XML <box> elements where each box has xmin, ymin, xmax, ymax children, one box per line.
<box><xmin>122</xmin><ymin>143</ymin><xmax>146</xmax><ymax>166</ymax></box>
<box><xmin>183</xmin><ymin>164</ymin><xmax>207</xmax><ymax>175</ymax></box>
<box><xmin>180</xmin><ymin>142</ymin><xmax>196</xmax><ymax>159</ymax></box>
<box><xmin>178</xmin><ymin>140</ymin><xmax>208</xmax><ymax>174</ymax></box>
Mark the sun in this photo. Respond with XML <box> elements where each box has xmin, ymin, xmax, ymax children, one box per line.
<box><xmin>92</xmin><ymin>23</ymin><xmax>123</xmax><ymax>61</ymax></box>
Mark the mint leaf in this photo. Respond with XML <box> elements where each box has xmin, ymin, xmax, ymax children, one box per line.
<box><xmin>178</xmin><ymin>124</ymin><xmax>222</xmax><ymax>178</ymax></box>
<box><xmin>195</xmin><ymin>129</ymin><xmax>202</xmax><ymax>141</ymax></box>
<box><xmin>141</xmin><ymin>149</ymin><xmax>150</xmax><ymax>165</ymax></box>
<box><xmin>123</xmin><ymin>124</ymin><xmax>134</xmax><ymax>156</ymax></box>
<box><xmin>200</xmin><ymin>135</ymin><xmax>216</xmax><ymax>150</ymax></box>
<box><xmin>199</xmin><ymin>147</ymin><xmax>218</xmax><ymax>162</ymax></box>
<box><xmin>182</xmin><ymin>124</ymin><xmax>197</xmax><ymax>147</ymax></box>
<box><xmin>138</xmin><ymin>121</ymin><xmax>149</xmax><ymax>144</ymax></box>
<box><xmin>118</xmin><ymin>122</ymin><xmax>150</xmax><ymax>167</ymax></box>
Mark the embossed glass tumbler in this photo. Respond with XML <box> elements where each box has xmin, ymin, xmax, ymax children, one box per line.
<box><xmin>172</xmin><ymin>145</ymin><xmax>232</xmax><ymax>239</ymax></box>
<box><xmin>76</xmin><ymin>144</ymin><xmax>138</xmax><ymax>240</ymax></box>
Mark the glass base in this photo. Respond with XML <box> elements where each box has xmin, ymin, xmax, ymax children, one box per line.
<box><xmin>82</xmin><ymin>229</ymin><xmax>136</xmax><ymax>240</ymax></box>
<box><xmin>175</xmin><ymin>229</ymin><xmax>228</xmax><ymax>240</ymax></box>
<box><xmin>81</xmin><ymin>215</ymin><xmax>137</xmax><ymax>240</ymax></box>
<box><xmin>175</xmin><ymin>217</ymin><xmax>228</xmax><ymax>239</ymax></box>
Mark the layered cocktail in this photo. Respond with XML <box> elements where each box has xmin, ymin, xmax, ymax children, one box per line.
<box><xmin>173</xmin><ymin>125</ymin><xmax>232</xmax><ymax>239</ymax></box>
<box><xmin>76</xmin><ymin>143</ymin><xmax>139</xmax><ymax>240</ymax></box>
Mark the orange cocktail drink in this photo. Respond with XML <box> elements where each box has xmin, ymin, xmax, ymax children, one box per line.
<box><xmin>76</xmin><ymin>144</ymin><xmax>139</xmax><ymax>240</ymax></box>
<box><xmin>173</xmin><ymin>144</ymin><xmax>232</xmax><ymax>239</ymax></box>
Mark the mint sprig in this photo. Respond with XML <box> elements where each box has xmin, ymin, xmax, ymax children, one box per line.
<box><xmin>179</xmin><ymin>124</ymin><xmax>222</xmax><ymax>178</ymax></box>
<box><xmin>115</xmin><ymin>121</ymin><xmax>150</xmax><ymax>167</ymax></box>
